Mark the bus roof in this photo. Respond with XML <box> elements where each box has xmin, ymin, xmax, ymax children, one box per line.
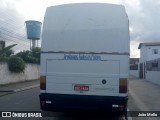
<box><xmin>42</xmin><ymin>3</ymin><xmax>129</xmax><ymax>53</ymax></box>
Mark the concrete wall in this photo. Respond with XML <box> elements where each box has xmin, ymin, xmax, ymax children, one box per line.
<box><xmin>129</xmin><ymin>70</ymin><xmax>139</xmax><ymax>78</ymax></box>
<box><xmin>146</xmin><ymin>71</ymin><xmax>160</xmax><ymax>85</ymax></box>
<box><xmin>140</xmin><ymin>46</ymin><xmax>147</xmax><ymax>63</ymax></box>
<box><xmin>0</xmin><ymin>62</ymin><xmax>39</xmax><ymax>85</ymax></box>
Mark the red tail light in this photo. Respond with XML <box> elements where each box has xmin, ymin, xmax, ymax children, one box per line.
<box><xmin>119</xmin><ymin>78</ymin><xmax>127</xmax><ymax>93</ymax></box>
<box><xmin>40</xmin><ymin>76</ymin><xmax>46</xmax><ymax>90</ymax></box>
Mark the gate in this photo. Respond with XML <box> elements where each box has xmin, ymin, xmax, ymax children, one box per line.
<box><xmin>139</xmin><ymin>63</ymin><xmax>143</xmax><ymax>78</ymax></box>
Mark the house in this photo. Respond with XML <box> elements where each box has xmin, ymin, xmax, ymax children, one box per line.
<box><xmin>129</xmin><ymin>58</ymin><xmax>139</xmax><ymax>77</ymax></box>
<box><xmin>138</xmin><ymin>42</ymin><xmax>160</xmax><ymax>81</ymax></box>
<box><xmin>138</xmin><ymin>42</ymin><xmax>160</xmax><ymax>63</ymax></box>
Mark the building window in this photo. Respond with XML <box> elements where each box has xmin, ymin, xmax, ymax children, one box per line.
<box><xmin>130</xmin><ymin>64</ymin><xmax>138</xmax><ymax>70</ymax></box>
<box><xmin>146</xmin><ymin>60</ymin><xmax>160</xmax><ymax>71</ymax></box>
<box><xmin>152</xmin><ymin>49</ymin><xmax>158</xmax><ymax>54</ymax></box>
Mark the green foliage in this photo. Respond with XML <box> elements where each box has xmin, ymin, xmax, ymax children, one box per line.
<box><xmin>16</xmin><ymin>47</ymin><xmax>41</xmax><ymax>64</ymax></box>
<box><xmin>0</xmin><ymin>44</ymin><xmax>40</xmax><ymax>73</ymax></box>
<box><xmin>16</xmin><ymin>50</ymin><xmax>30</xmax><ymax>62</ymax></box>
<box><xmin>8</xmin><ymin>56</ymin><xmax>25</xmax><ymax>73</ymax></box>
<box><xmin>0</xmin><ymin>57</ymin><xmax>9</xmax><ymax>62</ymax></box>
<box><xmin>31</xmin><ymin>47</ymin><xmax>41</xmax><ymax>58</ymax></box>
<box><xmin>0</xmin><ymin>44</ymin><xmax>16</xmax><ymax>57</ymax></box>
<box><xmin>0</xmin><ymin>44</ymin><xmax>17</xmax><ymax>62</ymax></box>
<box><xmin>5</xmin><ymin>49</ymin><xmax>14</xmax><ymax>57</ymax></box>
<box><xmin>25</xmin><ymin>56</ymin><xmax>39</xmax><ymax>63</ymax></box>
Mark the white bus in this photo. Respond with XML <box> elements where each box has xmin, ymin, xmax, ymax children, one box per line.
<box><xmin>39</xmin><ymin>3</ymin><xmax>129</xmax><ymax>116</ymax></box>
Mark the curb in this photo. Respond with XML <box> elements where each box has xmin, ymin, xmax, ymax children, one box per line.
<box><xmin>0</xmin><ymin>90</ymin><xmax>14</xmax><ymax>92</ymax></box>
<box><xmin>0</xmin><ymin>85</ymin><xmax>39</xmax><ymax>97</ymax></box>
<box><xmin>13</xmin><ymin>84</ymin><xmax>39</xmax><ymax>92</ymax></box>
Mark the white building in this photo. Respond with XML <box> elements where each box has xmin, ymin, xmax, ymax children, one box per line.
<box><xmin>138</xmin><ymin>42</ymin><xmax>160</xmax><ymax>85</ymax></box>
<box><xmin>138</xmin><ymin>42</ymin><xmax>160</xmax><ymax>63</ymax></box>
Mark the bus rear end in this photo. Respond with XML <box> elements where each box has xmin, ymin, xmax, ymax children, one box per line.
<box><xmin>39</xmin><ymin>3</ymin><xmax>129</xmax><ymax>115</ymax></box>
<box><xmin>40</xmin><ymin>53</ymin><xmax>128</xmax><ymax>113</ymax></box>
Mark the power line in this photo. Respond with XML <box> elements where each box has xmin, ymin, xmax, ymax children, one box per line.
<box><xmin>0</xmin><ymin>37</ymin><xmax>30</xmax><ymax>49</ymax></box>
<box><xmin>0</xmin><ymin>19</ymin><xmax>26</xmax><ymax>34</ymax></box>
<box><xmin>0</xmin><ymin>23</ymin><xmax>26</xmax><ymax>34</ymax></box>
<box><xmin>6</xmin><ymin>41</ymin><xmax>30</xmax><ymax>49</ymax></box>
<box><xmin>0</xmin><ymin>9</ymin><xmax>27</xmax><ymax>29</ymax></box>
<box><xmin>0</xmin><ymin>8</ymin><xmax>41</xmax><ymax>50</ymax></box>
<box><xmin>0</xmin><ymin>31</ymin><xmax>29</xmax><ymax>44</ymax></box>
<box><xmin>0</xmin><ymin>27</ymin><xmax>27</xmax><ymax>40</ymax></box>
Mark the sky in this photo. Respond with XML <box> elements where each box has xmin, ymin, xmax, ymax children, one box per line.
<box><xmin>0</xmin><ymin>0</ymin><xmax>160</xmax><ymax>57</ymax></box>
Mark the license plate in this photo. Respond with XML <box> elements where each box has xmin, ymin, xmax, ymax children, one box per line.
<box><xmin>74</xmin><ymin>85</ymin><xmax>89</xmax><ymax>91</ymax></box>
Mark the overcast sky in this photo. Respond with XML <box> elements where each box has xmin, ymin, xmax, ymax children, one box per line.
<box><xmin>0</xmin><ymin>0</ymin><xmax>160</xmax><ymax>57</ymax></box>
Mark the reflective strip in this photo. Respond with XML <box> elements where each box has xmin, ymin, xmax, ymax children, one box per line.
<box><xmin>46</xmin><ymin>101</ymin><xmax>52</xmax><ymax>104</ymax></box>
<box><xmin>41</xmin><ymin>51</ymin><xmax>129</xmax><ymax>55</ymax></box>
<box><xmin>112</xmin><ymin>105</ymin><xmax>118</xmax><ymax>107</ymax></box>
<box><xmin>112</xmin><ymin>104</ymin><xmax>124</xmax><ymax>108</ymax></box>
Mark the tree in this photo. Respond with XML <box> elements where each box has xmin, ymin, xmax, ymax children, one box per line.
<box><xmin>31</xmin><ymin>47</ymin><xmax>41</xmax><ymax>58</ymax></box>
<box><xmin>0</xmin><ymin>44</ymin><xmax>17</xmax><ymax>62</ymax></box>
<box><xmin>8</xmin><ymin>56</ymin><xmax>25</xmax><ymax>73</ymax></box>
<box><xmin>0</xmin><ymin>44</ymin><xmax>17</xmax><ymax>57</ymax></box>
<box><xmin>16</xmin><ymin>47</ymin><xmax>41</xmax><ymax>64</ymax></box>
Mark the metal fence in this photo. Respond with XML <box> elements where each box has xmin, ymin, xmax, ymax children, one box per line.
<box><xmin>130</xmin><ymin>64</ymin><xmax>138</xmax><ymax>70</ymax></box>
<box><xmin>146</xmin><ymin>58</ymin><xmax>160</xmax><ymax>71</ymax></box>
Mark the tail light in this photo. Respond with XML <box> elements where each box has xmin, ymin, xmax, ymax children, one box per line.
<box><xmin>119</xmin><ymin>78</ymin><xmax>127</xmax><ymax>93</ymax></box>
<box><xmin>40</xmin><ymin>76</ymin><xmax>46</xmax><ymax>90</ymax></box>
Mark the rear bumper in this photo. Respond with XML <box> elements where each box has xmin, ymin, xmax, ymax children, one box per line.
<box><xmin>39</xmin><ymin>93</ymin><xmax>128</xmax><ymax>114</ymax></box>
